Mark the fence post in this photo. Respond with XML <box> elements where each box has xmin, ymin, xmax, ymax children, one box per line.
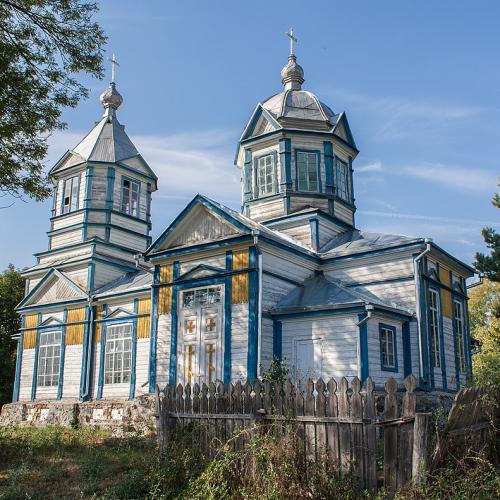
<box><xmin>412</xmin><ymin>412</ymin><xmax>431</xmax><ymax>485</ymax></box>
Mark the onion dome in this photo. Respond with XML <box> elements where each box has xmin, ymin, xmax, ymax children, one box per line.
<box><xmin>100</xmin><ymin>82</ymin><xmax>123</xmax><ymax>116</ymax></box>
<box><xmin>281</xmin><ymin>54</ymin><xmax>305</xmax><ymax>90</ymax></box>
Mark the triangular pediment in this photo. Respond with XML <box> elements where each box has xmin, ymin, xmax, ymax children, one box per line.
<box><xmin>147</xmin><ymin>195</ymin><xmax>251</xmax><ymax>255</ymax></box>
<box><xmin>39</xmin><ymin>316</ymin><xmax>64</xmax><ymax>327</ymax></box>
<box><xmin>177</xmin><ymin>264</ymin><xmax>226</xmax><ymax>281</ymax></box>
<box><xmin>240</xmin><ymin>105</ymin><xmax>281</xmax><ymax>141</ymax></box>
<box><xmin>333</xmin><ymin>112</ymin><xmax>357</xmax><ymax>150</ymax></box>
<box><xmin>106</xmin><ymin>307</ymin><xmax>133</xmax><ymax>319</ymax></box>
<box><xmin>18</xmin><ymin>270</ymin><xmax>88</xmax><ymax>309</ymax></box>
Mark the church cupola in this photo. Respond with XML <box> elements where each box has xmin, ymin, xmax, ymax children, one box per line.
<box><xmin>235</xmin><ymin>32</ymin><xmax>359</xmax><ymax>248</ymax></box>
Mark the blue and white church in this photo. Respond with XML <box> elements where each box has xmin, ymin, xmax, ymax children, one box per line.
<box><xmin>11</xmin><ymin>49</ymin><xmax>474</xmax><ymax>406</ymax></box>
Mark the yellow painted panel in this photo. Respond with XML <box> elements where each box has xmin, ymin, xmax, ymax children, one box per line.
<box><xmin>439</xmin><ymin>266</ymin><xmax>453</xmax><ymax>318</ymax></box>
<box><xmin>137</xmin><ymin>316</ymin><xmax>151</xmax><ymax>339</ymax></box>
<box><xmin>24</xmin><ymin>314</ymin><xmax>38</xmax><ymax>330</ymax></box>
<box><xmin>137</xmin><ymin>297</ymin><xmax>151</xmax><ymax>315</ymax></box>
<box><xmin>231</xmin><ymin>272</ymin><xmax>249</xmax><ymax>305</ymax></box>
<box><xmin>23</xmin><ymin>330</ymin><xmax>37</xmax><ymax>349</ymax></box>
<box><xmin>159</xmin><ymin>264</ymin><xmax>173</xmax><ymax>283</ymax></box>
<box><xmin>233</xmin><ymin>249</ymin><xmax>249</xmax><ymax>270</ymax></box>
<box><xmin>66</xmin><ymin>307</ymin><xmax>86</xmax><ymax>345</ymax></box>
<box><xmin>94</xmin><ymin>305</ymin><xmax>103</xmax><ymax>343</ymax></box>
<box><xmin>158</xmin><ymin>285</ymin><xmax>172</xmax><ymax>315</ymax></box>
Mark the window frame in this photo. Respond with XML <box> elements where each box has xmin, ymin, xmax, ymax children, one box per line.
<box><xmin>120</xmin><ymin>176</ymin><xmax>141</xmax><ymax>217</ymax></box>
<box><xmin>61</xmin><ymin>174</ymin><xmax>80</xmax><ymax>215</ymax></box>
<box><xmin>295</xmin><ymin>149</ymin><xmax>321</xmax><ymax>192</ymax></box>
<box><xmin>253</xmin><ymin>153</ymin><xmax>277</xmax><ymax>198</ymax></box>
<box><xmin>334</xmin><ymin>157</ymin><xmax>351</xmax><ymax>202</ymax></box>
<box><xmin>379</xmin><ymin>323</ymin><xmax>398</xmax><ymax>372</ymax></box>
<box><xmin>104</xmin><ymin>322</ymin><xmax>133</xmax><ymax>385</ymax></box>
<box><xmin>37</xmin><ymin>330</ymin><xmax>63</xmax><ymax>387</ymax></box>
<box><xmin>428</xmin><ymin>287</ymin><xmax>442</xmax><ymax>369</ymax></box>
<box><xmin>453</xmin><ymin>298</ymin><xmax>466</xmax><ymax>372</ymax></box>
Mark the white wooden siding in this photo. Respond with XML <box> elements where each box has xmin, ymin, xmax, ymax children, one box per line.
<box><xmin>156</xmin><ymin>313</ymin><xmax>172</xmax><ymax>388</ymax></box>
<box><xmin>19</xmin><ymin>348</ymin><xmax>35</xmax><ymax>401</ymax></box>
<box><xmin>52</xmin><ymin>211</ymin><xmax>84</xmax><ymax>230</ymax></box>
<box><xmin>231</xmin><ymin>303</ymin><xmax>248</xmax><ymax>381</ymax></box>
<box><xmin>443</xmin><ymin>317</ymin><xmax>458</xmax><ymax>390</ymax></box>
<box><xmin>62</xmin><ymin>344</ymin><xmax>82</xmax><ymax>399</ymax></box>
<box><xmin>333</xmin><ymin>201</ymin><xmax>354</xmax><ymax>226</ymax></box>
<box><xmin>134</xmin><ymin>338</ymin><xmax>150</xmax><ymax>396</ymax></box>
<box><xmin>260</xmin><ymin>316</ymin><xmax>274</xmax><ymax>373</ymax></box>
<box><xmin>50</xmin><ymin>228</ymin><xmax>83</xmax><ymax>249</ymax></box>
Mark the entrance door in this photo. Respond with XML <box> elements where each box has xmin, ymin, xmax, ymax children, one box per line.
<box><xmin>178</xmin><ymin>285</ymin><xmax>223</xmax><ymax>386</ymax></box>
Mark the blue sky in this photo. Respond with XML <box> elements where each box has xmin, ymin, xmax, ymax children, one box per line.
<box><xmin>1</xmin><ymin>0</ymin><xmax>499</xmax><ymax>269</ymax></box>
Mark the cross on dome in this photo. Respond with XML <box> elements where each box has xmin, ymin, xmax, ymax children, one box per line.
<box><xmin>285</xmin><ymin>28</ymin><xmax>297</xmax><ymax>56</ymax></box>
<box><xmin>281</xmin><ymin>28</ymin><xmax>304</xmax><ymax>90</ymax></box>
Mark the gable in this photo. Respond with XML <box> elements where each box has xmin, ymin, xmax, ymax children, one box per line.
<box><xmin>333</xmin><ymin>113</ymin><xmax>357</xmax><ymax>150</ymax></box>
<box><xmin>334</xmin><ymin>121</ymin><xmax>348</xmax><ymax>142</ymax></box>
<box><xmin>18</xmin><ymin>270</ymin><xmax>87</xmax><ymax>309</ymax></box>
<box><xmin>147</xmin><ymin>195</ymin><xmax>252</xmax><ymax>256</ymax></box>
<box><xmin>168</xmin><ymin>205</ymin><xmax>242</xmax><ymax>249</ymax></box>
<box><xmin>240</xmin><ymin>105</ymin><xmax>281</xmax><ymax>142</ymax></box>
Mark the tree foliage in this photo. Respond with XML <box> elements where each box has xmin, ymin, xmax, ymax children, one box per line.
<box><xmin>0</xmin><ymin>264</ymin><xmax>24</xmax><ymax>406</ymax></box>
<box><xmin>474</xmin><ymin>180</ymin><xmax>500</xmax><ymax>281</ymax></box>
<box><xmin>0</xmin><ymin>0</ymin><xmax>106</xmax><ymax>202</ymax></box>
<box><xmin>468</xmin><ymin>279</ymin><xmax>500</xmax><ymax>389</ymax></box>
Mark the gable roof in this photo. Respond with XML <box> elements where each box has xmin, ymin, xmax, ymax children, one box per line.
<box><xmin>94</xmin><ymin>270</ymin><xmax>152</xmax><ymax>297</ymax></box>
<box><xmin>273</xmin><ymin>272</ymin><xmax>412</xmax><ymax>316</ymax></box>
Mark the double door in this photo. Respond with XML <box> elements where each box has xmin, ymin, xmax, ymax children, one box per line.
<box><xmin>178</xmin><ymin>286</ymin><xmax>223</xmax><ymax>386</ymax></box>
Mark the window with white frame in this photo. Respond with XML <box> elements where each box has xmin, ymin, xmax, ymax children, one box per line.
<box><xmin>37</xmin><ymin>330</ymin><xmax>62</xmax><ymax>387</ymax></box>
<box><xmin>121</xmin><ymin>178</ymin><xmax>140</xmax><ymax>217</ymax></box>
<box><xmin>256</xmin><ymin>154</ymin><xmax>275</xmax><ymax>196</ymax></box>
<box><xmin>335</xmin><ymin>158</ymin><xmax>350</xmax><ymax>202</ymax></box>
<box><xmin>454</xmin><ymin>299</ymin><xmax>466</xmax><ymax>372</ymax></box>
<box><xmin>428</xmin><ymin>289</ymin><xmax>441</xmax><ymax>368</ymax></box>
<box><xmin>104</xmin><ymin>323</ymin><xmax>132</xmax><ymax>384</ymax></box>
<box><xmin>62</xmin><ymin>175</ymin><xmax>80</xmax><ymax>214</ymax></box>
<box><xmin>379</xmin><ymin>324</ymin><xmax>396</xmax><ymax>370</ymax></box>
<box><xmin>296</xmin><ymin>151</ymin><xmax>319</xmax><ymax>191</ymax></box>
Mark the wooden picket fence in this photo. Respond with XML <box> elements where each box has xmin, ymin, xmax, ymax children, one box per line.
<box><xmin>156</xmin><ymin>374</ymin><xmax>434</xmax><ymax>494</ymax></box>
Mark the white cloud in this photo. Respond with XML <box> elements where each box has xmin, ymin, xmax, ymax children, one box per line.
<box><xmin>356</xmin><ymin>160</ymin><xmax>383</xmax><ymax>173</ymax></box>
<box><xmin>400</xmin><ymin>163</ymin><xmax>496</xmax><ymax>194</ymax></box>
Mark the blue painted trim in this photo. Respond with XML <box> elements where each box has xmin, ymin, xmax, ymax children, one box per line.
<box><xmin>252</xmin><ymin>151</ymin><xmax>278</xmax><ymax>200</ymax></box>
<box><xmin>148</xmin><ymin>234</ymin><xmax>254</xmax><ymax>261</ymax></box>
<box><xmin>323</xmin><ymin>141</ymin><xmax>334</xmax><ymax>194</ymax></box>
<box><xmin>402</xmin><ymin>321</ymin><xmax>412</xmax><ymax>377</ymax></box>
<box><xmin>120</xmin><ymin>174</ymin><xmax>142</xmax><ymax>217</ymax></box>
<box><xmin>57</xmin><ymin>309</ymin><xmax>68</xmax><ymax>400</ymax></box>
<box><xmin>87</xmin><ymin>305</ymin><xmax>97</xmax><ymax>398</ymax></box>
<box><xmin>416</xmin><ymin>258</ymin><xmax>431</xmax><ymax>390</ymax></box>
<box><xmin>263</xmin><ymin>206</ymin><xmax>352</xmax><ymax>230</ymax></box>
<box><xmin>105</xmin><ymin>167</ymin><xmax>115</xmax><ymax>210</ymax></box>
<box><xmin>148</xmin><ymin>266</ymin><xmax>160</xmax><ymax>392</ymax></box>
<box><xmin>309</xmin><ymin>218</ymin><xmax>319</xmax><ymax>251</ymax></box>
<box><xmin>168</xmin><ymin>284</ymin><xmax>178</xmax><ymax>385</ymax></box>
<box><xmin>243</xmin><ymin>148</ymin><xmax>252</xmax><ymax>202</ymax></box>
<box><xmin>431</xmin><ymin>283</ymin><xmax>447</xmax><ymax>390</ymax></box>
<box><xmin>146</xmin><ymin>182</ymin><xmax>152</xmax><ymax>224</ymax></box>
<box><xmin>33</xmin><ymin>238</ymin><xmax>144</xmax><ymax>258</ymax></box>
<box><xmin>31</xmin><ymin>313</ymin><xmax>42</xmax><ymax>401</ymax></box>
<box><xmin>358</xmin><ymin>314</ymin><xmax>369</xmax><ymax>382</ymax></box>
<box><xmin>379</xmin><ymin>323</ymin><xmax>398</xmax><ymax>373</ymax></box>
<box><xmin>79</xmin><ymin>306</ymin><xmax>91</xmax><ymax>400</ymax></box>
<box><xmin>87</xmin><ymin>263</ymin><xmax>95</xmax><ymax>294</ymax></box>
<box><xmin>47</xmin><ymin>221</ymin><xmax>149</xmax><ymax>240</ymax></box>
<box><xmin>18</xmin><ymin>298</ymin><xmax>88</xmax><ymax>313</ymax></box>
<box><xmin>83</xmin><ymin>166</ymin><xmax>94</xmax><ymax>210</ymax></box>
<box><xmin>273</xmin><ymin>306</ymin><xmax>370</xmax><ymax>321</ymax></box>
<box><xmin>279</xmin><ymin>138</ymin><xmax>292</xmax><ymax>189</ymax></box>
<box><xmin>345</xmin><ymin>275</ymin><xmax>415</xmax><ymax>288</ymax></box>
<box><xmin>96</xmin><ymin>314</ymin><xmax>149</xmax><ymax>325</ymax></box>
<box><xmin>224</xmin><ymin>250</ymin><xmax>233</xmax><ymax>383</ymax></box>
<box><xmin>272</xmin><ymin>320</ymin><xmax>282</xmax><ymax>360</ymax></box>
<box><xmin>294</xmin><ymin>149</ymin><xmax>322</xmax><ymax>192</ymax></box>
<box><xmin>247</xmin><ymin>247</ymin><xmax>259</xmax><ymax>382</ymax></box>
<box><xmin>451</xmin><ymin>295</ymin><xmax>461</xmax><ymax>389</ymax></box>
<box><xmin>129</xmin><ymin>299</ymin><xmax>139</xmax><ymax>399</ymax></box>
<box><xmin>348</xmin><ymin>156</ymin><xmax>355</xmax><ymax>211</ymax></box>
<box><xmin>96</xmin><ymin>305</ymin><xmax>107</xmax><ymax>400</ymax></box>
<box><xmin>12</xmin><ymin>317</ymin><xmax>24</xmax><ymax>402</ymax></box>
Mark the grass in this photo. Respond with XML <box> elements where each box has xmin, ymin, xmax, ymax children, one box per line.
<box><xmin>0</xmin><ymin>425</ymin><xmax>498</xmax><ymax>499</ymax></box>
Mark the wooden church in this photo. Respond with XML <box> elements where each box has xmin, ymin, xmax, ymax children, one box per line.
<box><xmin>11</xmin><ymin>48</ymin><xmax>474</xmax><ymax>405</ymax></box>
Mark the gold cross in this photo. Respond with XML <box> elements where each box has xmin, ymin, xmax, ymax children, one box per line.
<box><xmin>186</xmin><ymin>319</ymin><xmax>196</xmax><ymax>334</ymax></box>
<box><xmin>206</xmin><ymin>344</ymin><xmax>215</xmax><ymax>383</ymax></box>
<box><xmin>206</xmin><ymin>317</ymin><xmax>217</xmax><ymax>332</ymax></box>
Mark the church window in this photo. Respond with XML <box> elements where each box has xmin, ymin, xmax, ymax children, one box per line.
<box><xmin>453</xmin><ymin>299</ymin><xmax>466</xmax><ymax>371</ymax></box>
<box><xmin>104</xmin><ymin>323</ymin><xmax>132</xmax><ymax>384</ymax></box>
<box><xmin>62</xmin><ymin>175</ymin><xmax>80</xmax><ymax>214</ymax></box>
<box><xmin>428</xmin><ymin>288</ymin><xmax>441</xmax><ymax>368</ymax></box>
<box><xmin>37</xmin><ymin>330</ymin><xmax>62</xmax><ymax>387</ymax></box>
<box><xmin>335</xmin><ymin>158</ymin><xmax>350</xmax><ymax>202</ymax></box>
<box><xmin>256</xmin><ymin>154</ymin><xmax>275</xmax><ymax>196</ymax></box>
<box><xmin>121</xmin><ymin>178</ymin><xmax>140</xmax><ymax>217</ymax></box>
<box><xmin>296</xmin><ymin>151</ymin><xmax>319</xmax><ymax>192</ymax></box>
<box><xmin>379</xmin><ymin>324</ymin><xmax>397</xmax><ymax>370</ymax></box>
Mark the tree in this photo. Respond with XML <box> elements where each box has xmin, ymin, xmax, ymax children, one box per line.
<box><xmin>468</xmin><ymin>279</ymin><xmax>500</xmax><ymax>389</ymax></box>
<box><xmin>0</xmin><ymin>264</ymin><xmax>24</xmax><ymax>406</ymax></box>
<box><xmin>0</xmin><ymin>0</ymin><xmax>106</xmax><ymax>203</ymax></box>
<box><xmin>474</xmin><ymin>180</ymin><xmax>500</xmax><ymax>281</ymax></box>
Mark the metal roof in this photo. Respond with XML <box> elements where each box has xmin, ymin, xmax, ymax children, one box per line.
<box><xmin>95</xmin><ymin>269</ymin><xmax>152</xmax><ymax>296</ymax></box>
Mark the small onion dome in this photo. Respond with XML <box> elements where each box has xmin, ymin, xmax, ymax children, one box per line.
<box><xmin>281</xmin><ymin>54</ymin><xmax>305</xmax><ymax>90</ymax></box>
<box><xmin>100</xmin><ymin>82</ymin><xmax>123</xmax><ymax>114</ymax></box>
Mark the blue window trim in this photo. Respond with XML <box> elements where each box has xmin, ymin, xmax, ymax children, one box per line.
<box><xmin>168</xmin><ymin>262</ymin><xmax>180</xmax><ymax>385</ymax></box>
<box><xmin>334</xmin><ymin>156</ymin><xmax>351</xmax><ymax>203</ymax></box>
<box><xmin>243</xmin><ymin>149</ymin><xmax>252</xmax><ymax>202</ymax></box>
<box><xmin>402</xmin><ymin>320</ymin><xmax>412</xmax><ymax>377</ymax></box>
<box><xmin>272</xmin><ymin>319</ymin><xmax>282</xmax><ymax>361</ymax></box>
<box><xmin>105</xmin><ymin>167</ymin><xmax>115</xmax><ymax>210</ymax></box>
<box><xmin>323</xmin><ymin>142</ymin><xmax>334</xmax><ymax>194</ymax></box>
<box><xmin>30</xmin><ymin>313</ymin><xmax>42</xmax><ymax>401</ymax></box>
<box><xmin>148</xmin><ymin>266</ymin><xmax>160</xmax><ymax>392</ymax></box>
<box><xmin>279</xmin><ymin>138</ymin><xmax>292</xmax><ymax>189</ymax></box>
<box><xmin>253</xmin><ymin>151</ymin><xmax>278</xmax><ymax>199</ymax></box>
<box><xmin>358</xmin><ymin>313</ymin><xmax>369</xmax><ymax>381</ymax></box>
<box><xmin>452</xmin><ymin>294</ymin><xmax>467</xmax><ymax>386</ymax></box>
<box><xmin>379</xmin><ymin>323</ymin><xmax>398</xmax><ymax>373</ymax></box>
<box><xmin>247</xmin><ymin>246</ymin><xmax>259</xmax><ymax>382</ymax></box>
<box><xmin>57</xmin><ymin>309</ymin><xmax>68</xmax><ymax>400</ymax></box>
<box><xmin>294</xmin><ymin>149</ymin><xmax>322</xmax><ymax>193</ymax></box>
<box><xmin>428</xmin><ymin>284</ymin><xmax>447</xmax><ymax>389</ymax></box>
<box><xmin>12</xmin><ymin>317</ymin><xmax>24</xmax><ymax>402</ymax></box>
<box><xmin>129</xmin><ymin>299</ymin><xmax>139</xmax><ymax>399</ymax></box>
<box><xmin>120</xmin><ymin>174</ymin><xmax>141</xmax><ymax>218</ymax></box>
<box><xmin>224</xmin><ymin>251</ymin><xmax>233</xmax><ymax>383</ymax></box>
<box><xmin>79</xmin><ymin>306</ymin><xmax>91</xmax><ymax>400</ymax></box>
<box><xmin>96</xmin><ymin>305</ymin><xmax>108</xmax><ymax>400</ymax></box>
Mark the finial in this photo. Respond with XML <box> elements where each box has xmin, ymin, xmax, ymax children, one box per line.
<box><xmin>108</xmin><ymin>53</ymin><xmax>120</xmax><ymax>83</ymax></box>
<box><xmin>99</xmin><ymin>53</ymin><xmax>123</xmax><ymax>118</ymax></box>
<box><xmin>281</xmin><ymin>29</ymin><xmax>304</xmax><ymax>91</ymax></box>
<box><xmin>285</xmin><ymin>28</ymin><xmax>297</xmax><ymax>56</ymax></box>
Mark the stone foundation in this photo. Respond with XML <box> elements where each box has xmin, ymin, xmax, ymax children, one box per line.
<box><xmin>0</xmin><ymin>395</ymin><xmax>157</xmax><ymax>436</ymax></box>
